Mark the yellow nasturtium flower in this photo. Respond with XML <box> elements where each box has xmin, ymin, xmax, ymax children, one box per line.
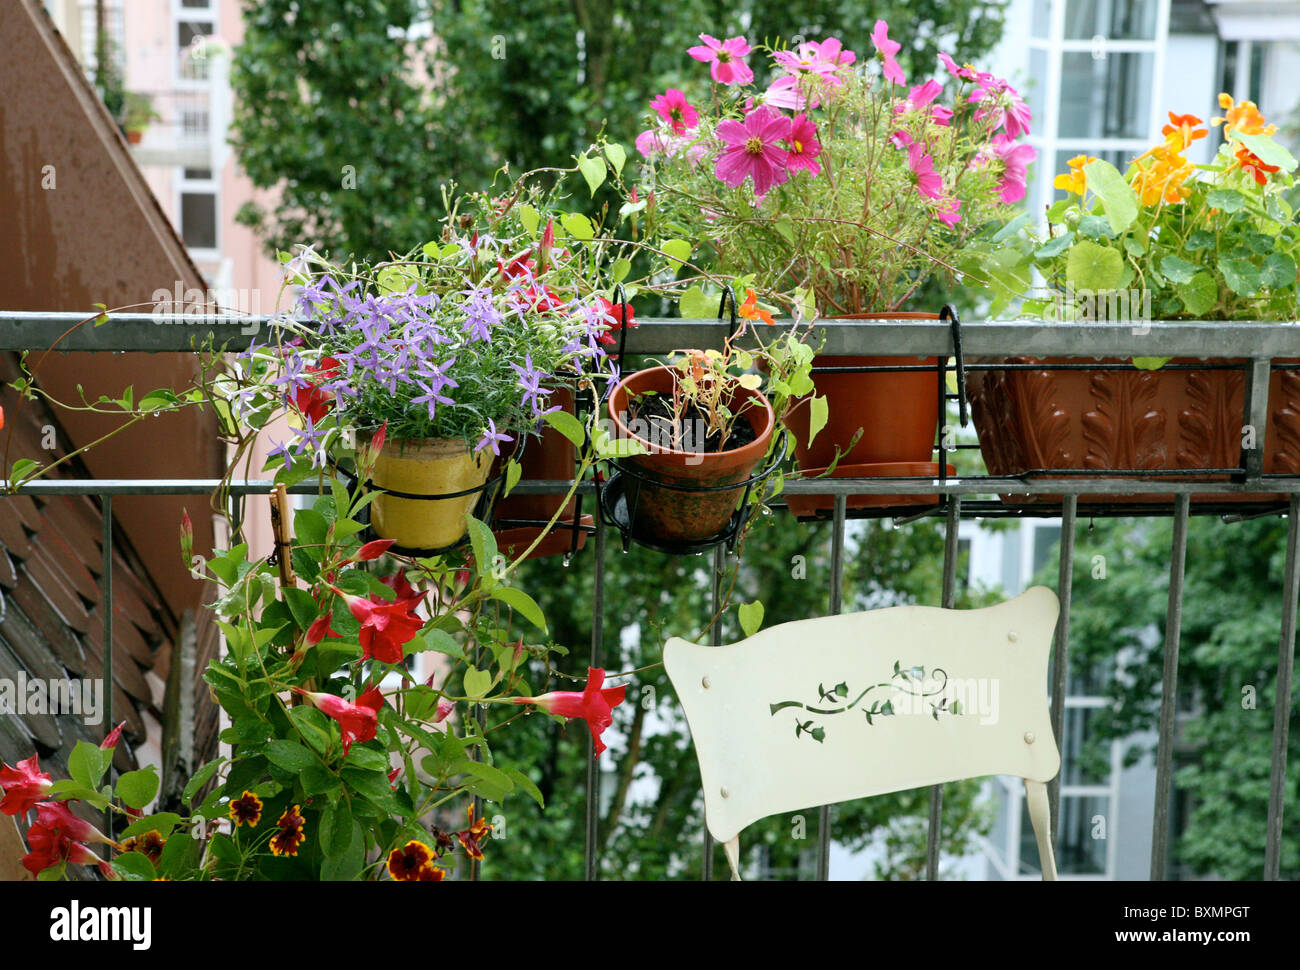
<box><xmin>1212</xmin><ymin>93</ymin><xmax>1276</xmax><ymax>138</ymax></box>
<box><xmin>1130</xmin><ymin>145</ymin><xmax>1195</xmax><ymax>207</ymax></box>
<box><xmin>1052</xmin><ymin>155</ymin><xmax>1096</xmax><ymax>196</ymax></box>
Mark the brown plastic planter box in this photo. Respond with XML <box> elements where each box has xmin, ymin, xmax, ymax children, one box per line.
<box><xmin>967</xmin><ymin>356</ymin><xmax>1300</xmax><ymax>503</ymax></box>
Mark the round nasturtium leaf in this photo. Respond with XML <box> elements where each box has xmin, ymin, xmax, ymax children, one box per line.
<box><xmin>1066</xmin><ymin>240</ymin><xmax>1125</xmax><ymax>292</ymax></box>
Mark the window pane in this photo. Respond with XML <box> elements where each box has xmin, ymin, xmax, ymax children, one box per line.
<box><xmin>1020</xmin><ymin>795</ymin><xmax>1108</xmax><ymax>875</ymax></box>
<box><xmin>181</xmin><ymin>192</ymin><xmax>217</xmax><ymax>250</ymax></box>
<box><xmin>1065</xmin><ymin>0</ymin><xmax>1159</xmax><ymax>40</ymax></box>
<box><xmin>178</xmin><ymin>22</ymin><xmax>212</xmax><ymax>79</ymax></box>
<box><xmin>1062</xmin><ymin>707</ymin><xmax>1110</xmax><ymax>786</ymax></box>
<box><xmin>1059</xmin><ymin>51</ymin><xmax>1153</xmax><ymax>139</ymax></box>
<box><xmin>1026</xmin><ymin>47</ymin><xmax>1048</xmax><ymax>129</ymax></box>
<box><xmin>183</xmin><ymin>168</ymin><xmax>213</xmax><ymax>181</ymax></box>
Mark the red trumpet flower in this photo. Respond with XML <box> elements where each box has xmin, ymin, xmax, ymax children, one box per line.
<box><xmin>329</xmin><ymin>577</ymin><xmax>424</xmax><ymax>665</ymax></box>
<box><xmin>296</xmin><ymin>686</ymin><xmax>385</xmax><ymax>756</ymax></box>
<box><xmin>291</xmin><ymin>357</ymin><xmax>341</xmax><ymax>424</ymax></box>
<box><xmin>512</xmin><ymin>667</ymin><xmax>627</xmax><ymax>757</ymax></box>
<box><xmin>0</xmin><ymin>755</ymin><xmax>53</xmax><ymax>816</ymax></box>
<box><xmin>21</xmin><ymin>801</ymin><xmax>113</xmax><ymax>877</ymax></box>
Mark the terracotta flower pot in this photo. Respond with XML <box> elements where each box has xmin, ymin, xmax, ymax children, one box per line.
<box><xmin>369</xmin><ymin>437</ymin><xmax>491</xmax><ymax>550</ymax></box>
<box><xmin>493</xmin><ymin>387</ymin><xmax>592</xmax><ymax>560</ymax></box>
<box><xmin>608</xmin><ymin>365</ymin><xmax>775</xmax><ymax>543</ymax></box>
<box><xmin>967</xmin><ymin>356</ymin><xmax>1300</xmax><ymax>503</ymax></box>
<box><xmin>782</xmin><ymin>312</ymin><xmax>943</xmax><ymax>513</ymax></box>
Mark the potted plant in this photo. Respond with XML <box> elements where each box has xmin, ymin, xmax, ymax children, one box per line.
<box><xmin>228</xmin><ymin>212</ymin><xmax>623</xmax><ymax>552</ymax></box>
<box><xmin>121</xmin><ymin>92</ymin><xmax>158</xmax><ymax>145</ymax></box>
<box><xmin>967</xmin><ymin>97</ymin><xmax>1300</xmax><ymax>500</ymax></box>
<box><xmin>604</xmin><ymin>301</ymin><xmax>813</xmax><ymax>545</ymax></box>
<box><xmin>611</xmin><ymin>24</ymin><xmax>1036</xmax><ymax>507</ymax></box>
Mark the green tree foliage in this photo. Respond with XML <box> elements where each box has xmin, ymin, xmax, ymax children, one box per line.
<box><xmin>230</xmin><ymin>0</ymin><xmax>1007</xmax><ymax>263</ymax></box>
<box><xmin>1040</xmin><ymin>516</ymin><xmax>1299</xmax><ymax>879</ymax></box>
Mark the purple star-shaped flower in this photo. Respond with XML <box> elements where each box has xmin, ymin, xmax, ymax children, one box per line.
<box><xmin>474</xmin><ymin>418</ymin><xmax>514</xmax><ymax>456</ymax></box>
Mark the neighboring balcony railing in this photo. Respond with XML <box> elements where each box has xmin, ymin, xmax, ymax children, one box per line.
<box><xmin>1</xmin><ymin>310</ymin><xmax>1297</xmax><ymax>881</ymax></box>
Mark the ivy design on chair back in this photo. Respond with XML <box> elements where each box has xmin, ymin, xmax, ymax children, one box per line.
<box><xmin>770</xmin><ymin>663</ymin><xmax>963</xmax><ymax>743</ymax></box>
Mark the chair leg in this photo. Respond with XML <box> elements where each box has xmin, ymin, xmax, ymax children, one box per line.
<box><xmin>724</xmin><ymin>837</ymin><xmax>742</xmax><ymax>881</ymax></box>
<box><xmin>1024</xmin><ymin>779</ymin><xmax>1059</xmax><ymax>881</ymax></box>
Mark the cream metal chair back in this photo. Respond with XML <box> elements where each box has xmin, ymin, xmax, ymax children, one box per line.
<box><xmin>664</xmin><ymin>586</ymin><xmax>1061</xmax><ymax>880</ymax></box>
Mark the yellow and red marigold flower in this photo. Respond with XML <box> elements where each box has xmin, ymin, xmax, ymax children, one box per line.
<box><xmin>1212</xmin><ymin>93</ymin><xmax>1276</xmax><ymax>138</ymax></box>
<box><xmin>0</xmin><ymin>755</ymin><xmax>53</xmax><ymax>816</ymax></box>
<box><xmin>228</xmin><ymin>790</ymin><xmax>263</xmax><ymax>828</ymax></box>
<box><xmin>1231</xmin><ymin>144</ymin><xmax>1280</xmax><ymax>186</ymax></box>
<box><xmin>1052</xmin><ymin>154</ymin><xmax>1096</xmax><ymax>196</ymax></box>
<box><xmin>121</xmin><ymin>830</ymin><xmax>166</xmax><ymax>865</ymax></box>
<box><xmin>1130</xmin><ymin>145</ymin><xmax>1194</xmax><ymax>206</ymax></box>
<box><xmin>1161</xmin><ymin>112</ymin><xmax>1207</xmax><ymax>152</ymax></box>
<box><xmin>269</xmin><ymin>805</ymin><xmax>307</xmax><ymax>857</ymax></box>
<box><xmin>387</xmin><ymin>839</ymin><xmax>445</xmax><ymax>881</ymax></box>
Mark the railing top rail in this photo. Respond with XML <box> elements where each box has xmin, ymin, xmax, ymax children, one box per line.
<box><xmin>3</xmin><ymin>311</ymin><xmax>1300</xmax><ymax>358</ymax></box>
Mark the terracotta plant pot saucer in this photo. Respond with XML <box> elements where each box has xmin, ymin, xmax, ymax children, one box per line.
<box><xmin>786</xmin><ymin>461</ymin><xmax>956</xmax><ymax>518</ymax></box>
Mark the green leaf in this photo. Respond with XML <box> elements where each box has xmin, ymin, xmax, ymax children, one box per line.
<box><xmin>1206</xmin><ymin>188</ymin><xmax>1247</xmax><ymax>213</ymax></box>
<box><xmin>46</xmin><ymin>781</ymin><xmax>110</xmax><ymax>810</ymax></box>
<box><xmin>1083</xmin><ymin>159</ymin><xmax>1139</xmax><ymax>234</ymax></box>
<box><xmin>592</xmin><ymin>429</ymin><xmax>649</xmax><ymax>458</ymax></box>
<box><xmin>68</xmin><ymin>740</ymin><xmax>110</xmax><ymax>790</ymax></box>
<box><xmin>120</xmin><ymin>812</ymin><xmax>182</xmax><ymax>840</ymax></box>
<box><xmin>183</xmin><ymin>757</ymin><xmax>226</xmax><ymax>805</ymax></box>
<box><xmin>542</xmin><ymin>409</ymin><xmax>585</xmax><ymax>448</ymax></box>
<box><xmin>610</xmin><ymin>258</ymin><xmax>631</xmax><ymax>284</ymax></box>
<box><xmin>111</xmin><ymin>852</ymin><xmax>157</xmax><ymax>882</ymax></box>
<box><xmin>1176</xmin><ymin>271</ymin><xmax>1219</xmax><ymax>316</ymax></box>
<box><xmin>602</xmin><ymin>142</ymin><xmax>627</xmax><ymax>174</ymax></box>
<box><xmin>806</xmin><ymin>395</ymin><xmax>829</xmax><ymax>448</ymax></box>
<box><xmin>490</xmin><ymin>586</ymin><xmax>548</xmax><ymax>632</ymax></box>
<box><xmin>8</xmin><ymin>458</ymin><xmax>41</xmax><ymax>482</ymax></box>
<box><xmin>576</xmin><ymin>154</ymin><xmax>606</xmax><ymax>196</ymax></box>
<box><xmin>1159</xmin><ymin>254</ymin><xmax>1200</xmax><ymax>285</ymax></box>
<box><xmin>503</xmin><ymin>459</ymin><xmax>522</xmax><ymax>498</ymax></box>
<box><xmin>1219</xmin><ymin>258</ymin><xmax>1262</xmax><ymax>296</ymax></box>
<box><xmin>505</xmin><ymin>767</ymin><xmax>545</xmax><ymax>808</ymax></box>
<box><xmin>459</xmin><ymin>760</ymin><xmax>516</xmax><ymax>802</ymax></box>
<box><xmin>464</xmin><ymin>514</ymin><xmax>498</xmax><ymax>579</ymax></box>
<box><xmin>116</xmin><ymin>767</ymin><xmax>160</xmax><ymax>810</ymax></box>
<box><xmin>1132</xmin><ymin>357</ymin><xmax>1172</xmax><ymax>371</ymax></box>
<box><xmin>293</xmin><ymin>508</ymin><xmax>328</xmax><ymax>548</ymax></box>
<box><xmin>560</xmin><ymin>211</ymin><xmax>595</xmax><ymax>241</ymax></box>
<box><xmin>281</xmin><ymin>586</ymin><xmax>319</xmax><ymax>632</ymax></box>
<box><xmin>1233</xmin><ymin>131</ymin><xmax>1298</xmax><ymax>173</ymax></box>
<box><xmin>410</xmin><ymin>628</ymin><xmax>465</xmax><ymax>660</ymax></box>
<box><xmin>679</xmin><ymin>286</ymin><xmax>718</xmax><ymax>320</ymax></box>
<box><xmin>661</xmin><ymin>239</ymin><xmax>692</xmax><ymax>266</ymax></box>
<box><xmin>1185</xmin><ymin>230</ymin><xmax>1215</xmax><ymax>251</ymax></box>
<box><xmin>1262</xmin><ymin>253</ymin><xmax>1297</xmax><ymax>290</ymax></box>
<box><xmin>1077</xmin><ymin>214</ymin><xmax>1118</xmax><ymax>240</ymax></box>
<box><xmin>738</xmin><ymin>600</ymin><xmax>764</xmax><ymax>638</ymax></box>
<box><xmin>992</xmin><ymin>211</ymin><xmax>1032</xmax><ymax>243</ymax></box>
<box><xmin>1066</xmin><ymin>240</ymin><xmax>1124</xmax><ymax>292</ymax></box>
<box><xmin>264</xmin><ymin>739</ymin><xmax>319</xmax><ymax>772</ymax></box>
<box><xmin>321</xmin><ymin>820</ymin><xmax>364</xmax><ymax>880</ymax></box>
<box><xmin>463</xmin><ymin>665</ymin><xmax>493</xmax><ymax>700</ymax></box>
<box><xmin>517</xmin><ymin>204</ymin><xmax>540</xmax><ymax>236</ymax></box>
<box><xmin>1034</xmin><ymin>232</ymin><xmax>1074</xmax><ymax>260</ymax></box>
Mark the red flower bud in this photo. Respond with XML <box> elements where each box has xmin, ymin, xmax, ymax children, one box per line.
<box><xmin>355</xmin><ymin>538</ymin><xmax>395</xmax><ymax>562</ymax></box>
<box><xmin>100</xmin><ymin>721</ymin><xmax>125</xmax><ymax>751</ymax></box>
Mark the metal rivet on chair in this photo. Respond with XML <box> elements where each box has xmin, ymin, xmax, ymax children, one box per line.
<box><xmin>1024</xmin><ymin>731</ymin><xmax>1035</xmax><ymax>744</ymax></box>
<box><xmin>1008</xmin><ymin>631</ymin><xmax>1019</xmax><ymax>643</ymax></box>
<box><xmin>720</xmin><ymin>786</ymin><xmax>730</xmax><ymax>799</ymax></box>
<box><xmin>701</xmin><ymin>676</ymin><xmax>711</xmax><ymax>689</ymax></box>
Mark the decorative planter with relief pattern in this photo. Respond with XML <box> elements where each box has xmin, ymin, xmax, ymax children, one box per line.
<box><xmin>967</xmin><ymin>356</ymin><xmax>1300</xmax><ymax>503</ymax></box>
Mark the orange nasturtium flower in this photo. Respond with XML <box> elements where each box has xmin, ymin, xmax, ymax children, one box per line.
<box><xmin>1052</xmin><ymin>154</ymin><xmax>1096</xmax><ymax>195</ymax></box>
<box><xmin>1130</xmin><ymin>145</ymin><xmax>1194</xmax><ymax>207</ymax></box>
<box><xmin>1161</xmin><ymin>112</ymin><xmax>1207</xmax><ymax>152</ymax></box>
<box><xmin>1231</xmin><ymin>144</ymin><xmax>1280</xmax><ymax>186</ymax></box>
<box><xmin>1212</xmin><ymin>93</ymin><xmax>1276</xmax><ymax>138</ymax></box>
<box><xmin>739</xmin><ymin>288</ymin><xmax>776</xmax><ymax>325</ymax></box>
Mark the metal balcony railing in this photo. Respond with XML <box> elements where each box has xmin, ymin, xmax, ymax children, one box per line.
<box><xmin>1</xmin><ymin>310</ymin><xmax>1297</xmax><ymax>881</ymax></box>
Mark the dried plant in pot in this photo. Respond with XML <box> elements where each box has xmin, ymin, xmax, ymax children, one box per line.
<box><xmin>969</xmin><ymin>101</ymin><xmax>1300</xmax><ymax>503</ymax></box>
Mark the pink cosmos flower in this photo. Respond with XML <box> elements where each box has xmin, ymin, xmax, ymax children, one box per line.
<box><xmin>635</xmin><ymin>127</ymin><xmax>707</xmax><ymax>165</ymax></box>
<box><xmin>772</xmin><ymin>37</ymin><xmax>856</xmax><ymax>83</ymax></box>
<box><xmin>992</xmin><ymin>132</ymin><xmax>1037</xmax><ymax>203</ymax></box>
<box><xmin>906</xmin><ymin>142</ymin><xmax>944</xmax><ymax>199</ymax></box>
<box><xmin>785</xmin><ymin>113</ymin><xmax>823</xmax><ymax>175</ymax></box>
<box><xmin>687</xmin><ymin>34</ymin><xmax>754</xmax><ymax>86</ymax></box>
<box><xmin>895</xmin><ymin>80</ymin><xmax>953</xmax><ymax>128</ymax></box>
<box><xmin>871</xmin><ymin>20</ymin><xmax>906</xmax><ymax>86</ymax></box>
<box><xmin>938</xmin><ymin>51</ymin><xmax>980</xmax><ymax>81</ymax></box>
<box><xmin>715</xmin><ymin>106</ymin><xmax>793</xmax><ymax>197</ymax></box>
<box><xmin>889</xmin><ymin>129</ymin><xmax>914</xmax><ymax>150</ymax></box>
<box><xmin>936</xmin><ymin>196</ymin><xmax>962</xmax><ymax>227</ymax></box>
<box><xmin>650</xmin><ymin>88</ymin><xmax>699</xmax><ymax>134</ymax></box>
<box><xmin>970</xmin><ymin>75</ymin><xmax>1032</xmax><ymax>138</ymax></box>
<box><xmin>764</xmin><ymin>74</ymin><xmax>819</xmax><ymax>111</ymax></box>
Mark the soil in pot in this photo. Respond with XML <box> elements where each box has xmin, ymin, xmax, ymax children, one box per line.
<box><xmin>370</xmin><ymin>437</ymin><xmax>492</xmax><ymax>551</ymax></box>
<box><xmin>609</xmin><ymin>366</ymin><xmax>774</xmax><ymax>545</ymax></box>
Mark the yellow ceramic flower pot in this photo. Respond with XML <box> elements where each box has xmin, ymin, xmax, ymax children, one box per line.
<box><xmin>369</xmin><ymin>437</ymin><xmax>491</xmax><ymax>550</ymax></box>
